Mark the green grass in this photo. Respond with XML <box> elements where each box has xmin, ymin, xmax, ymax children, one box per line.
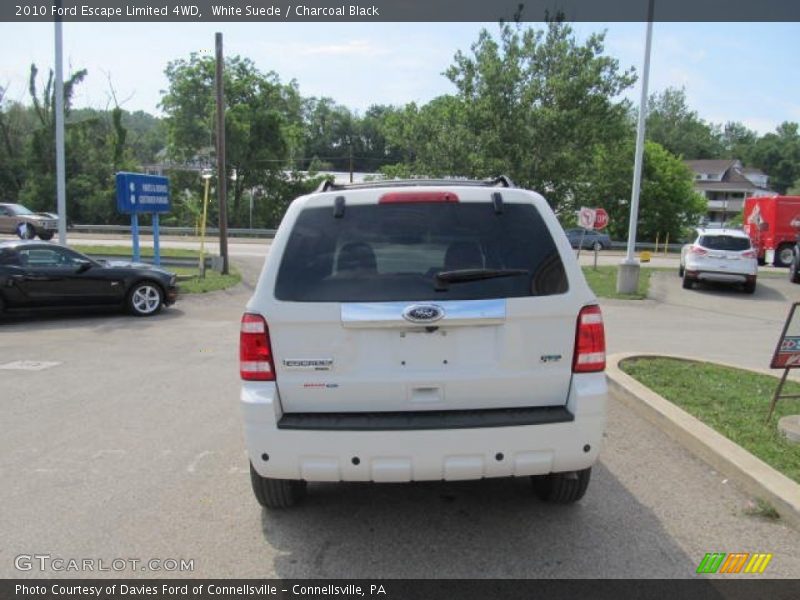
<box><xmin>620</xmin><ymin>357</ymin><xmax>800</xmax><ymax>484</ymax></box>
<box><xmin>74</xmin><ymin>244</ymin><xmax>200</xmax><ymax>259</ymax></box>
<box><xmin>172</xmin><ymin>267</ymin><xmax>241</xmax><ymax>294</ymax></box>
<box><xmin>582</xmin><ymin>265</ymin><xmax>653</xmax><ymax>300</ymax></box>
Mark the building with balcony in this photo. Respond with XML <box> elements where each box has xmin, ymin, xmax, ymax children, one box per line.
<box><xmin>685</xmin><ymin>159</ymin><xmax>776</xmax><ymax>227</ymax></box>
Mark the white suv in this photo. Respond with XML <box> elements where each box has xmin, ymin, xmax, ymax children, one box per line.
<box><xmin>240</xmin><ymin>178</ymin><xmax>607</xmax><ymax>508</ymax></box>
<box><xmin>680</xmin><ymin>229</ymin><xmax>758</xmax><ymax>293</ymax></box>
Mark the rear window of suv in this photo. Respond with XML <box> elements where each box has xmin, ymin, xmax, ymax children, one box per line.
<box><xmin>274</xmin><ymin>202</ymin><xmax>568</xmax><ymax>302</ymax></box>
<box><xmin>698</xmin><ymin>235</ymin><xmax>751</xmax><ymax>251</ymax></box>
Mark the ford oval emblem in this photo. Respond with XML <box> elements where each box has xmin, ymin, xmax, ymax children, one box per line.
<box><xmin>403</xmin><ymin>304</ymin><xmax>445</xmax><ymax>323</ymax></box>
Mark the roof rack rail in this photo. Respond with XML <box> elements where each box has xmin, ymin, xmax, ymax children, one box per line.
<box><xmin>314</xmin><ymin>175</ymin><xmax>516</xmax><ymax>193</ymax></box>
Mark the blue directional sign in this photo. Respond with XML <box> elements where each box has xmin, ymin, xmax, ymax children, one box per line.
<box><xmin>116</xmin><ymin>172</ymin><xmax>171</xmax><ymax>214</ymax></box>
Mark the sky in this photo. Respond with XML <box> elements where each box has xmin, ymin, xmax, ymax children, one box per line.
<box><xmin>0</xmin><ymin>21</ymin><xmax>798</xmax><ymax>135</ymax></box>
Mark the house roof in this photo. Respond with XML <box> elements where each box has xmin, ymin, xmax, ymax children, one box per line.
<box><xmin>741</xmin><ymin>167</ymin><xmax>766</xmax><ymax>176</ymax></box>
<box><xmin>685</xmin><ymin>159</ymin><xmax>738</xmax><ymax>175</ymax></box>
<box><xmin>685</xmin><ymin>159</ymin><xmax>770</xmax><ymax>191</ymax></box>
<box><xmin>694</xmin><ymin>181</ymin><xmax>766</xmax><ymax>192</ymax></box>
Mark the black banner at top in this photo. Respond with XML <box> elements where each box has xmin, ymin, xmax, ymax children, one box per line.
<box><xmin>2</xmin><ymin>0</ymin><xmax>800</xmax><ymax>23</ymax></box>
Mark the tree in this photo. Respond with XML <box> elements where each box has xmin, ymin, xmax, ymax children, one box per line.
<box><xmin>645</xmin><ymin>88</ymin><xmax>723</xmax><ymax>159</ymax></box>
<box><xmin>160</xmin><ymin>53</ymin><xmax>304</xmax><ymax>226</ymax></box>
<box><xmin>20</xmin><ymin>63</ymin><xmax>88</xmax><ymax>213</ymax></box>
<box><xmin>747</xmin><ymin>122</ymin><xmax>800</xmax><ymax>194</ymax></box>
<box><xmin>581</xmin><ymin>139</ymin><xmax>706</xmax><ymax>241</ymax></box>
<box><xmin>380</xmin><ymin>21</ymin><xmax>636</xmax><ymax>212</ymax></box>
<box><xmin>719</xmin><ymin>121</ymin><xmax>758</xmax><ymax>161</ymax></box>
<box><xmin>0</xmin><ymin>87</ymin><xmax>35</xmax><ymax>199</ymax></box>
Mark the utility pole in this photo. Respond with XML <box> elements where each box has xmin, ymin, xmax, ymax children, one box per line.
<box><xmin>215</xmin><ymin>32</ymin><xmax>229</xmax><ymax>275</ymax></box>
<box><xmin>349</xmin><ymin>139</ymin><xmax>354</xmax><ymax>183</ymax></box>
<box><xmin>617</xmin><ymin>0</ymin><xmax>655</xmax><ymax>294</ymax></box>
<box><xmin>54</xmin><ymin>0</ymin><xmax>67</xmax><ymax>244</ymax></box>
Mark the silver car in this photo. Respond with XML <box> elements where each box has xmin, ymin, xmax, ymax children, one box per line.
<box><xmin>679</xmin><ymin>228</ymin><xmax>758</xmax><ymax>293</ymax></box>
<box><xmin>0</xmin><ymin>203</ymin><xmax>59</xmax><ymax>240</ymax></box>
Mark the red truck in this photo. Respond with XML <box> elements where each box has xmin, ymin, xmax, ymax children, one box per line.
<box><xmin>743</xmin><ymin>195</ymin><xmax>800</xmax><ymax>267</ymax></box>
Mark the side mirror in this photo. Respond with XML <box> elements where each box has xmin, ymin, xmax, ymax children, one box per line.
<box><xmin>75</xmin><ymin>260</ymin><xmax>93</xmax><ymax>273</ymax></box>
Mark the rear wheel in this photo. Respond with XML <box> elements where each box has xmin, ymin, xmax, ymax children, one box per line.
<box><xmin>682</xmin><ymin>273</ymin><xmax>694</xmax><ymax>289</ymax></box>
<box><xmin>775</xmin><ymin>244</ymin><xmax>795</xmax><ymax>268</ymax></box>
<box><xmin>38</xmin><ymin>231</ymin><xmax>53</xmax><ymax>241</ymax></box>
<box><xmin>678</xmin><ymin>264</ymin><xmax>685</xmax><ymax>277</ymax></box>
<box><xmin>16</xmin><ymin>222</ymin><xmax>35</xmax><ymax>240</ymax></box>
<box><xmin>250</xmin><ymin>463</ymin><xmax>306</xmax><ymax>509</ymax></box>
<box><xmin>743</xmin><ymin>279</ymin><xmax>756</xmax><ymax>294</ymax></box>
<box><xmin>532</xmin><ymin>468</ymin><xmax>591</xmax><ymax>504</ymax></box>
<box><xmin>592</xmin><ymin>241</ymin><xmax>602</xmax><ymax>251</ymax></box>
<box><xmin>790</xmin><ymin>255</ymin><xmax>800</xmax><ymax>284</ymax></box>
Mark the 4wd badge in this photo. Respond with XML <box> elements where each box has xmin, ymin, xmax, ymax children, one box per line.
<box><xmin>402</xmin><ymin>304</ymin><xmax>445</xmax><ymax>324</ymax></box>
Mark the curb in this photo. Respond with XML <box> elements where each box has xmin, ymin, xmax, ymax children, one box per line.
<box><xmin>607</xmin><ymin>352</ymin><xmax>800</xmax><ymax>531</ymax></box>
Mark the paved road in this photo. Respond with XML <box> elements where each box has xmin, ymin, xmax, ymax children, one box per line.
<box><xmin>1</xmin><ymin>249</ymin><xmax>798</xmax><ymax>579</ymax></box>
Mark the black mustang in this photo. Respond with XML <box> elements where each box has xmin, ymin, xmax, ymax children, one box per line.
<box><xmin>0</xmin><ymin>240</ymin><xmax>178</xmax><ymax>317</ymax></box>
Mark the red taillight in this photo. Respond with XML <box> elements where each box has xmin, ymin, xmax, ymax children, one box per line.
<box><xmin>690</xmin><ymin>245</ymin><xmax>708</xmax><ymax>256</ymax></box>
<box><xmin>742</xmin><ymin>250</ymin><xmax>756</xmax><ymax>258</ymax></box>
<box><xmin>240</xmin><ymin>313</ymin><xmax>275</xmax><ymax>381</ymax></box>
<box><xmin>378</xmin><ymin>191</ymin><xmax>459</xmax><ymax>204</ymax></box>
<box><xmin>573</xmin><ymin>305</ymin><xmax>606</xmax><ymax>373</ymax></box>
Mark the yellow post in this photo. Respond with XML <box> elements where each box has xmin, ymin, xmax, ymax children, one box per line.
<box><xmin>199</xmin><ymin>172</ymin><xmax>212</xmax><ymax>279</ymax></box>
<box><xmin>664</xmin><ymin>232</ymin><xmax>669</xmax><ymax>255</ymax></box>
<box><xmin>654</xmin><ymin>233</ymin><xmax>660</xmax><ymax>253</ymax></box>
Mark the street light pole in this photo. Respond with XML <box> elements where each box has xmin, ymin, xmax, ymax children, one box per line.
<box><xmin>54</xmin><ymin>0</ymin><xmax>67</xmax><ymax>245</ymax></box>
<box><xmin>617</xmin><ymin>0</ymin><xmax>655</xmax><ymax>294</ymax></box>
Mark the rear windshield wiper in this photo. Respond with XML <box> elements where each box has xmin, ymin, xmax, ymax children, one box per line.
<box><xmin>434</xmin><ymin>268</ymin><xmax>529</xmax><ymax>290</ymax></box>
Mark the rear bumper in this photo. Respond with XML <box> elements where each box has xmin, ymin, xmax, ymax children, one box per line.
<box><xmin>241</xmin><ymin>374</ymin><xmax>607</xmax><ymax>482</ymax></box>
<box><xmin>685</xmin><ymin>269</ymin><xmax>755</xmax><ymax>284</ymax></box>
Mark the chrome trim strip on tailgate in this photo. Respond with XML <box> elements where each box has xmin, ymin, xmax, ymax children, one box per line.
<box><xmin>341</xmin><ymin>299</ymin><xmax>506</xmax><ymax>328</ymax></box>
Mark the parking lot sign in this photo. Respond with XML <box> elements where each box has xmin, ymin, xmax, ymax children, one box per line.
<box><xmin>771</xmin><ymin>303</ymin><xmax>800</xmax><ymax>368</ymax></box>
<box><xmin>115</xmin><ymin>172</ymin><xmax>171</xmax><ymax>265</ymax></box>
<box><xmin>116</xmin><ymin>172</ymin><xmax>170</xmax><ymax>214</ymax></box>
<box><xmin>767</xmin><ymin>302</ymin><xmax>800</xmax><ymax>422</ymax></box>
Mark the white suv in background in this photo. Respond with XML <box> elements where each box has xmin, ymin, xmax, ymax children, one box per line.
<box><xmin>680</xmin><ymin>229</ymin><xmax>758</xmax><ymax>294</ymax></box>
<box><xmin>240</xmin><ymin>178</ymin><xmax>608</xmax><ymax>508</ymax></box>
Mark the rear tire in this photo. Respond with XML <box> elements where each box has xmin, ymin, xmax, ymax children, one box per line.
<box><xmin>17</xmin><ymin>222</ymin><xmax>35</xmax><ymax>240</ymax></box>
<box><xmin>678</xmin><ymin>264</ymin><xmax>685</xmax><ymax>277</ymax></box>
<box><xmin>682</xmin><ymin>273</ymin><xmax>694</xmax><ymax>289</ymax></box>
<box><xmin>38</xmin><ymin>231</ymin><xmax>54</xmax><ymax>241</ymax></box>
<box><xmin>790</xmin><ymin>255</ymin><xmax>800</xmax><ymax>284</ymax></box>
<box><xmin>532</xmin><ymin>468</ymin><xmax>591</xmax><ymax>504</ymax></box>
<box><xmin>775</xmin><ymin>244</ymin><xmax>794</xmax><ymax>268</ymax></box>
<box><xmin>743</xmin><ymin>279</ymin><xmax>756</xmax><ymax>294</ymax></box>
<box><xmin>250</xmin><ymin>463</ymin><xmax>306</xmax><ymax>509</ymax></box>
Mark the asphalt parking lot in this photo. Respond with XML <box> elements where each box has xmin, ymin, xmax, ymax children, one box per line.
<box><xmin>1</xmin><ymin>248</ymin><xmax>799</xmax><ymax>579</ymax></box>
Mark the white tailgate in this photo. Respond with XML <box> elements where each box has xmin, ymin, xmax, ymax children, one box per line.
<box><xmin>268</xmin><ymin>297</ymin><xmax>577</xmax><ymax>413</ymax></box>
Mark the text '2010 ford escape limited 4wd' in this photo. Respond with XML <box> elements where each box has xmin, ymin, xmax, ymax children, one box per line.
<box><xmin>240</xmin><ymin>177</ymin><xmax>607</xmax><ymax>508</ymax></box>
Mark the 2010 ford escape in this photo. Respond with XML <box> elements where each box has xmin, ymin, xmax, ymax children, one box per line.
<box><xmin>240</xmin><ymin>177</ymin><xmax>607</xmax><ymax>508</ymax></box>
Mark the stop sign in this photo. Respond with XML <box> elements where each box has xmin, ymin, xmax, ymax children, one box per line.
<box><xmin>594</xmin><ymin>208</ymin><xmax>609</xmax><ymax>230</ymax></box>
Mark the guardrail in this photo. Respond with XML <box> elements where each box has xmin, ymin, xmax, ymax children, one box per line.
<box><xmin>83</xmin><ymin>253</ymin><xmax>214</xmax><ymax>269</ymax></box>
<box><xmin>71</xmin><ymin>224</ymin><xmax>277</xmax><ymax>238</ymax></box>
<box><xmin>71</xmin><ymin>224</ymin><xmax>685</xmax><ymax>252</ymax></box>
<box><xmin>610</xmin><ymin>242</ymin><xmax>684</xmax><ymax>253</ymax></box>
